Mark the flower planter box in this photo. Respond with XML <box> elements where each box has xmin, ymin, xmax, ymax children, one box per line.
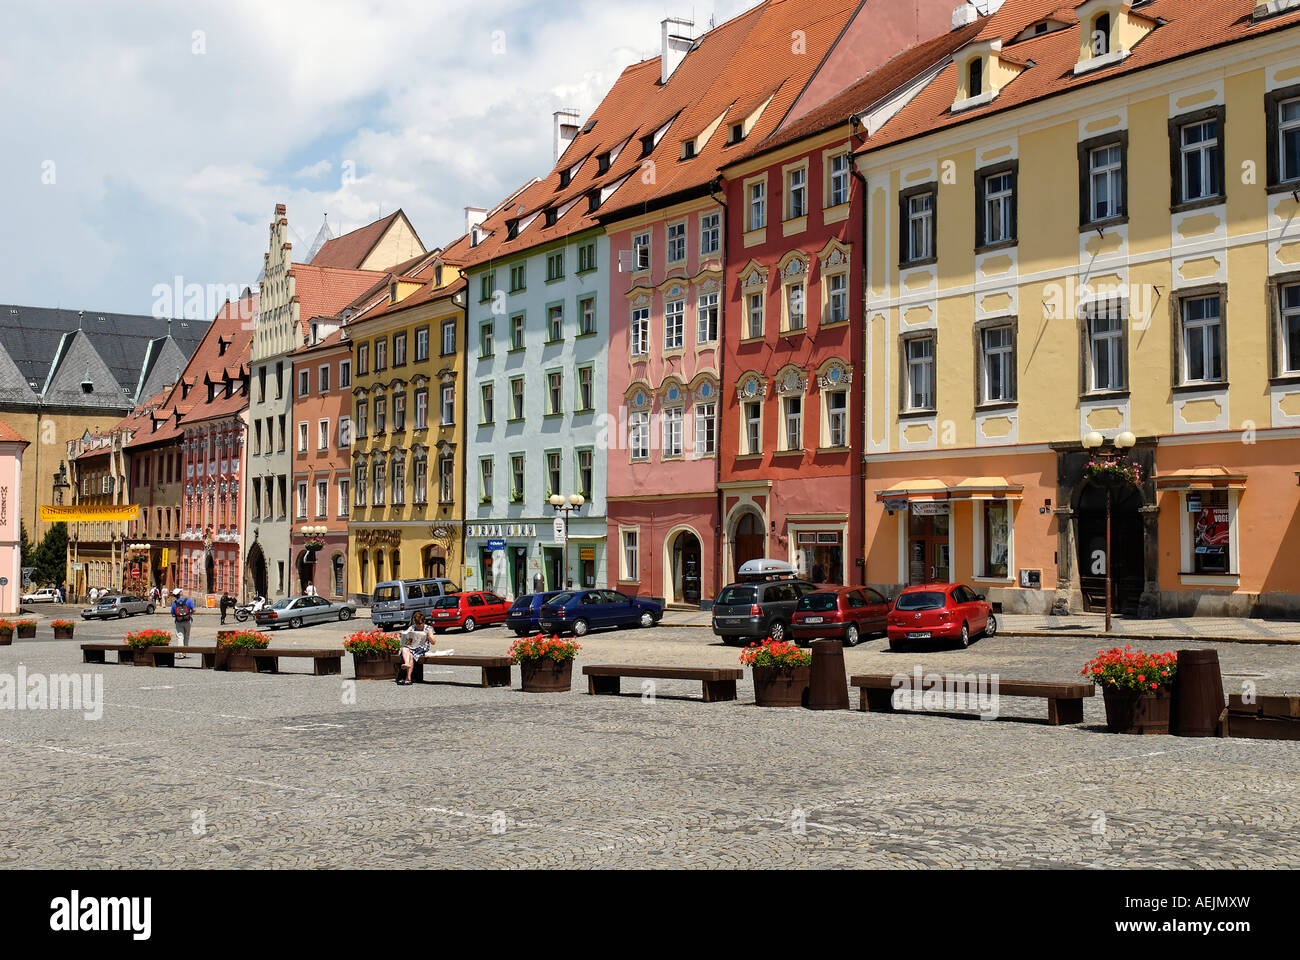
<box><xmin>520</xmin><ymin>658</ymin><xmax>573</xmax><ymax>693</ymax></box>
<box><xmin>16</xmin><ymin>624</ymin><xmax>36</xmax><ymax>639</ymax></box>
<box><xmin>225</xmin><ymin>650</ymin><xmax>261</xmax><ymax>673</ymax></box>
<box><xmin>353</xmin><ymin>651</ymin><xmax>398</xmax><ymax>680</ymax></box>
<box><xmin>752</xmin><ymin>664</ymin><xmax>811</xmax><ymax>708</ymax></box>
<box><xmin>1102</xmin><ymin>686</ymin><xmax>1170</xmax><ymax>735</ymax></box>
<box><xmin>0</xmin><ymin>631</ymin><xmax>11</xmax><ymax>646</ymax></box>
<box><xmin>53</xmin><ymin>626</ymin><xmax>75</xmax><ymax>640</ymax></box>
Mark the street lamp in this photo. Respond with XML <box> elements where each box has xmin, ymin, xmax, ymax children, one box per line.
<box><xmin>549</xmin><ymin>493</ymin><xmax>586</xmax><ymax>589</ymax></box>
<box><xmin>1082</xmin><ymin>431</ymin><xmax>1136</xmax><ymax>632</ymax></box>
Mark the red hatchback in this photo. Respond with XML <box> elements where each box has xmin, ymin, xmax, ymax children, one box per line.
<box><xmin>429</xmin><ymin>592</ymin><xmax>509</xmax><ymax>633</ymax></box>
<box><xmin>791</xmin><ymin>586</ymin><xmax>892</xmax><ymax>647</ymax></box>
<box><xmin>886</xmin><ymin>583</ymin><xmax>996</xmax><ymax>650</ymax></box>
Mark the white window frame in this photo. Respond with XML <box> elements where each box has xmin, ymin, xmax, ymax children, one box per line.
<box><xmin>743</xmin><ymin>400</ymin><xmax>762</xmax><ymax>455</ymax></box>
<box><xmin>697</xmin><ymin>291</ymin><xmax>719</xmax><ymax>343</ymax></box>
<box><xmin>747</xmin><ymin>292</ymin><xmax>764</xmax><ymax>339</ymax></box>
<box><xmin>828</xmin><ymin>153</ymin><xmax>850</xmax><ymax>207</ymax></box>
<box><xmin>1281</xmin><ymin>282</ymin><xmax>1300</xmax><ymax>375</ymax></box>
<box><xmin>981</xmin><ymin>325</ymin><xmax>1015</xmax><ymax>404</ymax></box>
<box><xmin>906</xmin><ymin>336</ymin><xmax>935</xmax><ymax>411</ymax></box>
<box><xmin>1089</xmin><ymin>144</ymin><xmax>1123</xmax><ymax>222</ymax></box>
<box><xmin>694</xmin><ymin>401</ymin><xmax>716</xmax><ymax>457</ymax></box>
<box><xmin>666</xmin><ymin>221</ymin><xmax>687</xmax><ymax>263</ymax></box>
<box><xmin>824</xmin><ymin>389</ymin><xmax>847</xmax><ymax>449</ymax></box>
<box><xmin>699</xmin><ymin>212</ymin><xmax>721</xmax><ymax>255</ymax></box>
<box><xmin>1180</xmin><ymin>118</ymin><xmax>1222</xmax><ymax>203</ymax></box>
<box><xmin>1088</xmin><ymin>308</ymin><xmax>1125</xmax><ymax>392</ymax></box>
<box><xmin>972</xmin><ymin>500</ymin><xmax>1015</xmax><ymax>582</ymax></box>
<box><xmin>664</xmin><ymin>299</ymin><xmax>685</xmax><ymax>350</ymax></box>
<box><xmin>906</xmin><ymin>192</ymin><xmax>934</xmax><ymax>262</ymax></box>
<box><xmin>748</xmin><ymin>181</ymin><xmax>766</xmax><ymax>231</ymax></box>
<box><xmin>629</xmin><ymin>411</ymin><xmax>650</xmax><ymax>461</ymax></box>
<box><xmin>1282</xmin><ymin>96</ymin><xmax>1300</xmax><ymax>183</ymax></box>
<box><xmin>1180</xmin><ymin>295</ymin><xmax>1224</xmax><ymax>384</ymax></box>
<box><xmin>782</xmin><ymin>395</ymin><xmax>803</xmax><ymax>451</ymax></box>
<box><xmin>633</xmin><ymin>232</ymin><xmax>651</xmax><ymax>271</ymax></box>
<box><xmin>631</xmin><ymin>307</ymin><xmax>650</xmax><ymax>357</ymax></box>
<box><xmin>983</xmin><ymin>171</ymin><xmax>1014</xmax><ymax>245</ymax></box>
<box><xmin>662</xmin><ymin>406</ymin><xmax>683</xmax><ymax>458</ymax></box>
<box><xmin>297</xmin><ymin>421</ymin><xmax>308</xmax><ymax>453</ymax></box>
<box><xmin>786</xmin><ymin>166</ymin><xmax>807</xmax><ymax>220</ymax></box>
<box><xmin>317</xmin><ymin>419</ymin><xmax>330</xmax><ymax>451</ymax></box>
<box><xmin>620</xmin><ymin>528</ymin><xmax>640</xmax><ymax>582</ymax></box>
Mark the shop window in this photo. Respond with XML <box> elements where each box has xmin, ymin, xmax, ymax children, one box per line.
<box><xmin>796</xmin><ymin>531</ymin><xmax>843</xmax><ymax>585</ymax></box>
<box><xmin>1187</xmin><ymin>490</ymin><xmax>1233</xmax><ymax>575</ymax></box>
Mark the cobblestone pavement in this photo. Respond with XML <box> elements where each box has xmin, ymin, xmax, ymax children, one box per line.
<box><xmin>2</xmin><ymin>620</ymin><xmax>1298</xmax><ymax>869</ymax></box>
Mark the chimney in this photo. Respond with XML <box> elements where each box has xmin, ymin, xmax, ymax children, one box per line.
<box><xmin>660</xmin><ymin>17</ymin><xmax>695</xmax><ymax>85</ymax></box>
<box><xmin>952</xmin><ymin>3</ymin><xmax>980</xmax><ymax>29</ymax></box>
<box><xmin>553</xmin><ymin>109</ymin><xmax>581</xmax><ymax>164</ymax></box>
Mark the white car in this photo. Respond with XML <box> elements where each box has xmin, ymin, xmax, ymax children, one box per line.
<box><xmin>21</xmin><ymin>587</ymin><xmax>60</xmax><ymax>604</ymax></box>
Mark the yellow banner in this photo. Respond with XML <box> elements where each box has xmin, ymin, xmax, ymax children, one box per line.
<box><xmin>40</xmin><ymin>504</ymin><xmax>140</xmax><ymax>522</ymax></box>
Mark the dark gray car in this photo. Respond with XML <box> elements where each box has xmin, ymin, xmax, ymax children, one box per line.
<box><xmin>711</xmin><ymin>579</ymin><xmax>818</xmax><ymax>644</ymax></box>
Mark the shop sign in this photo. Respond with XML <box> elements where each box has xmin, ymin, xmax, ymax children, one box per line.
<box><xmin>580</xmin><ymin>547</ymin><xmax>595</xmax><ymax>561</ymax></box>
<box><xmin>487</xmin><ymin>539</ymin><xmax>505</xmax><ymax>551</ymax></box>
<box><xmin>910</xmin><ymin>502</ymin><xmax>950</xmax><ymax>516</ymax></box>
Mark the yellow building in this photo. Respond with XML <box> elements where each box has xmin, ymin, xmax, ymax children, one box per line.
<box><xmin>347</xmin><ymin>239</ymin><xmax>472</xmax><ymax>600</ymax></box>
<box><xmin>856</xmin><ymin>0</ymin><xmax>1300</xmax><ymax>617</ymax></box>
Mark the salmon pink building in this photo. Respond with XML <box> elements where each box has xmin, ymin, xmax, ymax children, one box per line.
<box><xmin>0</xmin><ymin>419</ymin><xmax>28</xmax><ymax>615</ymax></box>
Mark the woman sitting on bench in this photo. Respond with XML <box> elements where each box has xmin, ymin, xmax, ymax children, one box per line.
<box><xmin>396</xmin><ymin>612</ymin><xmax>435</xmax><ymax>685</ymax></box>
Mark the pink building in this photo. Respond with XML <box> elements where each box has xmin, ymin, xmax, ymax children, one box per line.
<box><xmin>0</xmin><ymin>419</ymin><xmax>29</xmax><ymax>615</ymax></box>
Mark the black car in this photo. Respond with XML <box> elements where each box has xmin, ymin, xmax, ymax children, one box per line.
<box><xmin>711</xmin><ymin>578</ymin><xmax>819</xmax><ymax>644</ymax></box>
<box><xmin>505</xmin><ymin>591</ymin><xmax>568</xmax><ymax>636</ymax></box>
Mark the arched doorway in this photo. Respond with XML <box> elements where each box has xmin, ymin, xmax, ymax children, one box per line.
<box><xmin>667</xmin><ymin>530</ymin><xmax>702</xmax><ymax>605</ymax></box>
<box><xmin>422</xmin><ymin>545</ymin><xmax>445</xmax><ymax>579</ymax></box>
<box><xmin>245</xmin><ymin>542</ymin><xmax>268</xmax><ymax>600</ymax></box>
<box><xmin>731</xmin><ymin>511</ymin><xmax>765</xmax><ymax>579</ymax></box>
<box><xmin>391</xmin><ymin>549</ymin><xmax>401</xmax><ymax>582</ymax></box>
<box><xmin>1076</xmin><ymin>482</ymin><xmax>1145</xmax><ymax>615</ymax></box>
<box><xmin>296</xmin><ymin>550</ymin><xmax>314</xmax><ymax>593</ymax></box>
<box><xmin>332</xmin><ymin>553</ymin><xmax>345</xmax><ymax>598</ymax></box>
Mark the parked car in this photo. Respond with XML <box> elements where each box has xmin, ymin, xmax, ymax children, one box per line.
<box><xmin>256</xmin><ymin>594</ymin><xmax>357</xmax><ymax>629</ymax></box>
<box><xmin>427</xmin><ymin>591</ymin><xmax>510</xmax><ymax>633</ymax></box>
<box><xmin>791</xmin><ymin>586</ymin><xmax>892</xmax><ymax>647</ymax></box>
<box><xmin>711</xmin><ymin>578</ymin><xmax>818</xmax><ymax>644</ymax></box>
<box><xmin>886</xmin><ymin>583</ymin><xmax>996</xmax><ymax>650</ymax></box>
<box><xmin>370</xmin><ymin>578</ymin><xmax>461</xmax><ymax>629</ymax></box>
<box><xmin>505</xmin><ymin>591</ymin><xmax>569</xmax><ymax>636</ymax></box>
<box><xmin>22</xmin><ymin>587</ymin><xmax>60</xmax><ymax>604</ymax></box>
<box><xmin>81</xmin><ymin>593</ymin><xmax>155</xmax><ymax>620</ymax></box>
<box><xmin>538</xmin><ymin>590</ymin><xmax>662</xmax><ymax>637</ymax></box>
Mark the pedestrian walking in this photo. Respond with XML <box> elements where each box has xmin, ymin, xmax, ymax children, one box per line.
<box><xmin>88</xmin><ymin>586</ymin><xmax>99</xmax><ymax>605</ymax></box>
<box><xmin>305</xmin><ymin>583</ymin><xmax>317</xmax><ymax>598</ymax></box>
<box><xmin>219</xmin><ymin>591</ymin><xmax>234</xmax><ymax>625</ymax></box>
<box><xmin>170</xmin><ymin>588</ymin><xmax>196</xmax><ymax>660</ymax></box>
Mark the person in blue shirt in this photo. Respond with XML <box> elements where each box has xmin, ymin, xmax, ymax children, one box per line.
<box><xmin>170</xmin><ymin>588</ymin><xmax>196</xmax><ymax>659</ymax></box>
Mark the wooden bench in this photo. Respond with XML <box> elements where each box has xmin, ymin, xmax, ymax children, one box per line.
<box><xmin>582</xmin><ymin>664</ymin><xmax>744</xmax><ymax>703</ymax></box>
<box><xmin>1223</xmin><ymin>693</ymin><xmax>1300</xmax><ymax>741</ymax></box>
<box><xmin>81</xmin><ymin>643</ymin><xmax>136</xmax><ymax>665</ymax></box>
<box><xmin>850</xmin><ymin>673</ymin><xmax>1095</xmax><ymax>725</ymax></box>
<box><xmin>399</xmin><ymin>655</ymin><xmax>512</xmax><ymax>687</ymax></box>
<box><xmin>243</xmin><ymin>648</ymin><xmax>343</xmax><ymax>676</ymax></box>
<box><xmin>142</xmin><ymin>646</ymin><xmax>217</xmax><ymax>669</ymax></box>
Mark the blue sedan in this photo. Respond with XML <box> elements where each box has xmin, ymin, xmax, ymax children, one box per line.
<box><xmin>538</xmin><ymin>590</ymin><xmax>662</xmax><ymax>637</ymax></box>
<box><xmin>505</xmin><ymin>591</ymin><xmax>569</xmax><ymax>636</ymax></box>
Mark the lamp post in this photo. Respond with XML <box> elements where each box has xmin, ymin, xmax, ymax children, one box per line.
<box><xmin>1082</xmin><ymin>430</ymin><xmax>1136</xmax><ymax>632</ymax></box>
<box><xmin>548</xmin><ymin>493</ymin><xmax>586</xmax><ymax>589</ymax></box>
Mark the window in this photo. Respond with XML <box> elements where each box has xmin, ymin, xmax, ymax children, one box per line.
<box><xmin>697</xmin><ymin>292</ymin><xmax>719</xmax><ymax>343</ymax></box>
<box><xmin>968</xmin><ymin>58</ymin><xmax>983</xmax><ymax>97</ymax></box>
<box><xmin>633</xmin><ymin>232</ymin><xmax>650</xmax><ymax>271</ymax></box>
<box><xmin>785</xmin><ymin>282</ymin><xmax>805</xmax><ymax>332</ymax></box>
<box><xmin>338</xmin><ymin>478</ymin><xmax>350</xmax><ymax>517</ymax></box>
<box><xmin>480</xmin><ymin>271</ymin><xmax>496</xmax><ymax>302</ymax></box>
<box><xmin>480</xmin><ymin>383</ymin><xmax>495</xmax><ymax>424</ymax></box>
<box><xmin>251</xmin><ymin>478</ymin><xmax>262</xmax><ymax>520</ymax></box>
<box><xmin>1083</xmin><ymin>138</ymin><xmax>1126</xmax><ymax>224</ymax></box>
<box><xmin>415</xmin><ymin>326</ymin><xmax>430</xmax><ymax>362</ymax></box>
<box><xmin>373</xmin><ymin>460</ymin><xmax>386</xmax><ymax>506</ymax></box>
<box><xmin>1090</xmin><ymin>13</ymin><xmax>1110</xmax><ymax>55</ymax></box>
<box><xmin>318</xmin><ymin>419</ymin><xmax>329</xmax><ymax>451</ymax></box>
<box><xmin>629</xmin><ymin>412</ymin><xmax>649</xmax><ymax>461</ymax></box>
<box><xmin>509</xmin><ymin>262</ymin><xmax>527</xmax><ymax>292</ymax></box>
<box><xmin>393</xmin><ymin>332</ymin><xmax>407</xmax><ymax>367</ymax></box>
<box><xmin>511</xmin><ymin>455</ymin><xmax>525</xmax><ymax>502</ymax></box>
<box><xmin>438</xmin><ymin>456</ymin><xmax>454</xmax><ymax>504</ymax></box>
<box><xmin>440</xmin><ymin>321</ymin><xmax>455</xmax><ymax>356</ymax></box>
<box><xmin>1271</xmin><ymin>92</ymin><xmax>1300</xmax><ymax>185</ymax></box>
<box><xmin>905</xmin><ymin>336</ymin><xmax>935</xmax><ymax>411</ymax></box>
<box><xmin>666</xmin><ymin>222</ymin><xmax>686</xmax><ymax>263</ymax></box>
<box><xmin>826</xmin><ymin>390</ymin><xmax>847</xmax><ymax>448</ymax></box>
<box><xmin>319</xmin><ymin>364</ymin><xmax>330</xmax><ymax>393</ymax></box>
<box><xmin>662</xmin><ymin>406</ymin><xmax>683</xmax><ymax>457</ymax></box>
<box><xmin>578</xmin><ymin>366</ymin><xmax>594</xmax><ymax>411</ymax></box>
<box><xmin>356</xmin><ymin>401</ymin><xmax>368</xmax><ymax>439</ymax></box>
<box><xmin>577</xmin><ymin>242</ymin><xmax>596</xmax><ymax>273</ymax></box>
<box><xmin>826</xmin><ymin>273</ymin><xmax>847</xmax><ymax>325</ymax></box>
<box><xmin>338</xmin><ymin>416</ymin><xmax>351</xmax><ymax>447</ymax></box>
<box><xmin>631</xmin><ymin>307</ymin><xmax>650</xmax><ymax>356</ymax></box>
<box><xmin>546</xmin><ymin>451</ymin><xmax>561</xmax><ymax>494</ymax></box>
<box><xmin>700</xmin><ymin>212</ymin><xmax>720</xmax><ymax>255</ymax></box>
<box><xmin>981</xmin><ymin>325</ymin><xmax>1016</xmax><ymax>404</ymax></box>
<box><xmin>510</xmin><ymin>378</ymin><xmax>525</xmax><ymax>420</ymax></box>
<box><xmin>374</xmin><ymin>338</ymin><xmax>387</xmax><ymax>372</ymax></box>
<box><xmin>786</xmin><ymin>167</ymin><xmax>807</xmax><ymax>220</ymax></box>
<box><xmin>546</xmin><ymin>250</ymin><xmax>565</xmax><ymax>282</ymax></box>
<box><xmin>547</xmin><ymin>371</ymin><xmax>563</xmax><ymax>414</ymax></box>
<box><xmin>374</xmin><ymin>397</ymin><xmax>387</xmax><ymax>434</ymax></box>
<box><xmin>579</xmin><ymin>297</ymin><xmax>596</xmax><ymax>336</ymax></box>
<box><xmin>257</xmin><ymin>367</ymin><xmax>266</xmax><ymax>403</ymax></box>
<box><xmin>622</xmin><ymin>530</ymin><xmax>639</xmax><ymax>582</ymax></box>
<box><xmin>1087</xmin><ymin>303</ymin><xmax>1126</xmax><ymax>392</ymax></box>
<box><xmin>275</xmin><ymin>362</ymin><xmax>283</xmax><ymax>399</ymax></box>
<box><xmin>577</xmin><ymin>449</ymin><xmax>593</xmax><ymax>499</ymax></box>
<box><xmin>414</xmin><ymin>388</ymin><xmax>429</xmax><ymax>430</ymax></box>
<box><xmin>440</xmin><ymin>385</ymin><xmax>455</xmax><ymax>426</ymax></box>
<box><xmin>355</xmin><ymin>463</ymin><xmax>367</xmax><ymax>507</ymax></box>
<box><xmin>694</xmin><ymin>401</ymin><xmax>716</xmax><ymax>456</ymax></box>
<box><xmin>339</xmin><ymin>360</ymin><xmax>351</xmax><ymax>388</ymax></box>
<box><xmin>902</xmin><ymin>188</ymin><xmax>935</xmax><ymax>263</ymax></box>
<box><xmin>547</xmin><ymin>304</ymin><xmax>564</xmax><ymax>342</ymax></box>
<box><xmin>977</xmin><ymin>165</ymin><xmax>1017</xmax><ymax>247</ymax></box>
<box><xmin>782</xmin><ymin>396</ymin><xmax>802</xmax><ymax>450</ymax></box>
<box><xmin>1172</xmin><ymin>111</ymin><xmax>1224</xmax><ymax>206</ymax></box>
<box><xmin>480</xmin><ymin>322</ymin><xmax>494</xmax><ymax>357</ymax></box>
<box><xmin>664</xmin><ymin>299</ymin><xmax>685</xmax><ymax>350</ymax></box>
<box><xmin>405</xmin><ymin>456</ymin><xmax>422</xmax><ymax>505</ymax></box>
<box><xmin>747</xmin><ymin>292</ymin><xmax>764</xmax><ymax>338</ymax></box>
<box><xmin>392</xmin><ymin>458</ymin><xmax>406</xmax><ymax>505</ymax></box>
<box><xmin>511</xmin><ymin>314</ymin><xmax>525</xmax><ymax>350</ymax></box>
<box><xmin>1188</xmin><ymin>490</ymin><xmax>1232</xmax><ymax>575</ymax></box>
<box><xmin>1180</xmin><ymin>294</ymin><xmax>1224</xmax><ymax>384</ymax></box>
<box><xmin>828</xmin><ymin>153</ymin><xmax>850</xmax><ymax>207</ymax></box>
<box><xmin>296</xmin><ymin>481</ymin><xmax>308</xmax><ymax>519</ymax></box>
<box><xmin>393</xmin><ymin>393</ymin><xmax>406</xmax><ymax>431</ymax></box>
<box><xmin>744</xmin><ymin>401</ymin><xmax>762</xmax><ymax>455</ymax></box>
<box><xmin>298</xmin><ymin>370</ymin><xmax>309</xmax><ymax>397</ymax></box>
<box><xmin>479</xmin><ymin>457</ymin><xmax>493</xmax><ymax>502</ymax></box>
<box><xmin>253</xmin><ymin>421</ymin><xmax>263</xmax><ymax>454</ymax></box>
<box><xmin>297</xmin><ymin>421</ymin><xmax>308</xmax><ymax>453</ymax></box>
<box><xmin>356</xmin><ymin>344</ymin><xmax>369</xmax><ymax>376</ymax></box>
<box><xmin>1280</xmin><ymin>282</ymin><xmax>1300</xmax><ymax>375</ymax></box>
<box><xmin>748</xmin><ymin>181</ymin><xmax>766</xmax><ymax>231</ymax></box>
<box><xmin>981</xmin><ymin>502</ymin><xmax>1010</xmax><ymax>579</ymax></box>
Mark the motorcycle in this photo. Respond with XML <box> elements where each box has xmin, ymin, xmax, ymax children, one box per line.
<box><xmin>233</xmin><ymin>596</ymin><xmax>269</xmax><ymax>623</ymax></box>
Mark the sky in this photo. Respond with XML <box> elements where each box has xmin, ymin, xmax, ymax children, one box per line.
<box><xmin>0</xmin><ymin>0</ymin><xmax>1006</xmax><ymax>319</ymax></box>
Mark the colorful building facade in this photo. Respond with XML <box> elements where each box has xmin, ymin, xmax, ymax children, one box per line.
<box><xmin>0</xmin><ymin>419</ymin><xmax>29</xmax><ymax>614</ymax></box>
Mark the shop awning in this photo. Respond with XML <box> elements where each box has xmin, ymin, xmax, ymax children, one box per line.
<box><xmin>1154</xmin><ymin>466</ymin><xmax>1248</xmax><ymax>491</ymax></box>
<box><xmin>876</xmin><ymin>477</ymin><xmax>1023</xmax><ymax>503</ymax></box>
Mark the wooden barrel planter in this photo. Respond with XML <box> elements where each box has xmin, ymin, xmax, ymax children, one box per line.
<box><xmin>752</xmin><ymin>665</ymin><xmax>811</xmax><ymax>708</ymax></box>
<box><xmin>16</xmin><ymin>623</ymin><xmax>37</xmax><ymax>639</ymax></box>
<box><xmin>1102</xmin><ymin>687</ymin><xmax>1171</xmax><ymax>735</ymax></box>
<box><xmin>519</xmin><ymin>658</ymin><xmax>573</xmax><ymax>693</ymax></box>
<box><xmin>353</xmin><ymin>652</ymin><xmax>398</xmax><ymax>680</ymax></box>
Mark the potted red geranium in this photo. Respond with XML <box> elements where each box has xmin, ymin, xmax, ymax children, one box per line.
<box><xmin>509</xmin><ymin>635</ymin><xmax>580</xmax><ymax>692</ymax></box>
<box><xmin>742</xmin><ymin>638</ymin><xmax>812</xmax><ymax>708</ymax></box>
<box><xmin>51</xmin><ymin>619</ymin><xmax>75</xmax><ymax>640</ymax></box>
<box><xmin>16</xmin><ymin>619</ymin><xmax>37</xmax><ymax>639</ymax></box>
<box><xmin>1082</xmin><ymin>646</ymin><xmax>1178</xmax><ymax>734</ymax></box>
<box><xmin>345</xmin><ymin>629</ymin><xmax>400</xmax><ymax>680</ymax></box>
<box><xmin>0</xmin><ymin>620</ymin><xmax>12</xmax><ymax>645</ymax></box>
<box><xmin>217</xmin><ymin>630</ymin><xmax>271</xmax><ymax>672</ymax></box>
<box><xmin>125</xmin><ymin>627</ymin><xmax>172</xmax><ymax>666</ymax></box>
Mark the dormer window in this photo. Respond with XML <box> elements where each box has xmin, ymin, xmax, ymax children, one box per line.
<box><xmin>544</xmin><ymin>208</ymin><xmax>558</xmax><ymax>227</ymax></box>
<box><xmin>558</xmin><ymin>169</ymin><xmax>572</xmax><ymax>189</ymax></box>
<box><xmin>640</xmin><ymin>133</ymin><xmax>656</xmax><ymax>158</ymax></box>
<box><xmin>587</xmin><ymin>190</ymin><xmax>601</xmax><ymax>214</ymax></box>
<box><xmin>952</xmin><ymin>41</ymin><xmax>1020</xmax><ymax>112</ymax></box>
<box><xmin>1073</xmin><ymin>0</ymin><xmax>1155</xmax><ymax>75</ymax></box>
<box><xmin>597</xmin><ymin>152</ymin><xmax>611</xmax><ymax>174</ymax></box>
<box><xmin>729</xmin><ymin>123</ymin><xmax>744</xmax><ymax>144</ymax></box>
<box><xmin>506</xmin><ymin>220</ymin><xmax>519</xmax><ymax>240</ymax></box>
<box><xmin>968</xmin><ymin>59</ymin><xmax>983</xmax><ymax>98</ymax></box>
<box><xmin>1091</xmin><ymin>13</ymin><xmax>1111</xmax><ymax>55</ymax></box>
<box><xmin>681</xmin><ymin>140</ymin><xmax>696</xmax><ymax>160</ymax></box>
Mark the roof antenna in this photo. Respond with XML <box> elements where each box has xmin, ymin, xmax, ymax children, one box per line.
<box><xmin>77</xmin><ymin>310</ymin><xmax>84</xmax><ymax>331</ymax></box>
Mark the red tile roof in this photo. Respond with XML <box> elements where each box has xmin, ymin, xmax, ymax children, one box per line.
<box><xmin>863</xmin><ymin>0</ymin><xmax>1300</xmax><ymax>153</ymax></box>
<box><xmin>0</xmin><ymin>417</ymin><xmax>27</xmax><ymax>446</ymax></box>
<box><xmin>290</xmin><ymin>264</ymin><xmax>389</xmax><ymax>328</ymax></box>
<box><xmin>309</xmin><ymin>210</ymin><xmax>424</xmax><ymax>270</ymax></box>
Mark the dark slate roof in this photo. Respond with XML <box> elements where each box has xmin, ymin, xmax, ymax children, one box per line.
<box><xmin>42</xmin><ymin>330</ymin><xmax>131</xmax><ymax>408</ymax></box>
<box><xmin>0</xmin><ymin>341</ymin><xmax>39</xmax><ymax>404</ymax></box>
<box><xmin>0</xmin><ymin>305</ymin><xmax>208</xmax><ymax>406</ymax></box>
<box><xmin>136</xmin><ymin>336</ymin><xmax>188</xmax><ymax>403</ymax></box>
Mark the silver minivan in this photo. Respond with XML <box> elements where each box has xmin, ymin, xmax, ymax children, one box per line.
<box><xmin>370</xmin><ymin>578</ymin><xmax>461</xmax><ymax>629</ymax></box>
